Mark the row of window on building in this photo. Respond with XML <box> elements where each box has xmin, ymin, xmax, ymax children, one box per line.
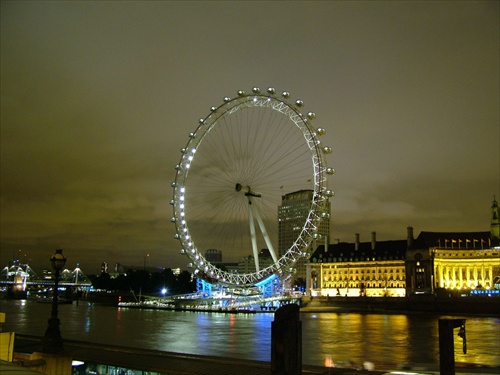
<box><xmin>305</xmin><ymin>227</ymin><xmax>500</xmax><ymax>297</ymax></box>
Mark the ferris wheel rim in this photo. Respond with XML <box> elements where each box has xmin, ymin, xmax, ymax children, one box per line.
<box><xmin>171</xmin><ymin>87</ymin><xmax>332</xmax><ymax>286</ymax></box>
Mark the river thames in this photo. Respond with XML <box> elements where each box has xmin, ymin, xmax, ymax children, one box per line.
<box><xmin>1</xmin><ymin>299</ymin><xmax>499</xmax><ymax>368</ymax></box>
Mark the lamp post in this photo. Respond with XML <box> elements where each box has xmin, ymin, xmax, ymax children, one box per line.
<box><xmin>41</xmin><ymin>249</ymin><xmax>67</xmax><ymax>353</ymax></box>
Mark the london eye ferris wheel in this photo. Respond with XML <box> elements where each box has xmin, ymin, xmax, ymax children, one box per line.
<box><xmin>171</xmin><ymin>87</ymin><xmax>334</xmax><ymax>287</ymax></box>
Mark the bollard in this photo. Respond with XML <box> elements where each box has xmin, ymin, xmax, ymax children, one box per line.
<box><xmin>438</xmin><ymin>318</ymin><xmax>466</xmax><ymax>375</ymax></box>
<box><xmin>271</xmin><ymin>304</ymin><xmax>302</xmax><ymax>375</ymax></box>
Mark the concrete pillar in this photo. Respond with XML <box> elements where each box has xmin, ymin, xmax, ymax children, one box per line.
<box><xmin>459</xmin><ymin>266</ymin><xmax>463</xmax><ymax>288</ymax></box>
<box><xmin>438</xmin><ymin>318</ymin><xmax>466</xmax><ymax>375</ymax></box>
<box><xmin>438</xmin><ymin>265</ymin><xmax>444</xmax><ymax>288</ymax></box>
<box><xmin>271</xmin><ymin>304</ymin><xmax>301</xmax><ymax>375</ymax></box>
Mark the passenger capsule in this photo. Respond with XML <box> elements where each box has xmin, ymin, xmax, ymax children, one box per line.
<box><xmin>307</xmin><ymin>112</ymin><xmax>316</xmax><ymax>120</ymax></box>
<box><xmin>326</xmin><ymin>168</ymin><xmax>335</xmax><ymax>175</ymax></box>
<box><xmin>237</xmin><ymin>90</ymin><xmax>245</xmax><ymax>96</ymax></box>
<box><xmin>325</xmin><ymin>190</ymin><xmax>334</xmax><ymax>197</ymax></box>
<box><xmin>316</xmin><ymin>127</ymin><xmax>326</xmax><ymax>136</ymax></box>
<box><xmin>282</xmin><ymin>91</ymin><xmax>290</xmax><ymax>99</ymax></box>
<box><xmin>323</xmin><ymin>146</ymin><xmax>332</xmax><ymax>154</ymax></box>
<box><xmin>252</xmin><ymin>87</ymin><xmax>261</xmax><ymax>94</ymax></box>
<box><xmin>295</xmin><ymin>100</ymin><xmax>304</xmax><ymax>107</ymax></box>
<box><xmin>267</xmin><ymin>87</ymin><xmax>276</xmax><ymax>94</ymax></box>
<box><xmin>223</xmin><ymin>97</ymin><xmax>231</xmax><ymax>103</ymax></box>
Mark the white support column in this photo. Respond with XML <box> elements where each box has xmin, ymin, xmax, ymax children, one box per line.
<box><xmin>251</xmin><ymin>203</ymin><xmax>278</xmax><ymax>264</ymax></box>
<box><xmin>247</xmin><ymin>198</ymin><xmax>260</xmax><ymax>272</ymax></box>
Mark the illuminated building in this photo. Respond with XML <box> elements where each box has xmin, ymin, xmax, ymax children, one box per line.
<box><xmin>306</xmin><ymin>199</ymin><xmax>500</xmax><ymax>297</ymax></box>
<box><xmin>406</xmin><ymin>230</ymin><xmax>499</xmax><ymax>295</ymax></box>
<box><xmin>307</xmin><ymin>232</ymin><xmax>408</xmax><ymax>297</ymax></box>
<box><xmin>278</xmin><ymin>190</ymin><xmax>330</xmax><ymax>281</ymax></box>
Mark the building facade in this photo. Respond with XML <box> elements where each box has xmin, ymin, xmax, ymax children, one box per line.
<box><xmin>237</xmin><ymin>249</ymin><xmax>275</xmax><ymax>274</ymax></box>
<box><xmin>306</xmin><ymin>199</ymin><xmax>500</xmax><ymax>297</ymax></box>
<box><xmin>205</xmin><ymin>249</ymin><xmax>222</xmax><ymax>263</ymax></box>
<box><xmin>307</xmin><ymin>231</ymin><xmax>408</xmax><ymax>297</ymax></box>
<box><xmin>406</xmin><ymin>230</ymin><xmax>500</xmax><ymax>295</ymax></box>
<box><xmin>278</xmin><ymin>189</ymin><xmax>330</xmax><ymax>281</ymax></box>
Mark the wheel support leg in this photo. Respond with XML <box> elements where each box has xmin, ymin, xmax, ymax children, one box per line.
<box><xmin>247</xmin><ymin>198</ymin><xmax>260</xmax><ymax>272</ymax></box>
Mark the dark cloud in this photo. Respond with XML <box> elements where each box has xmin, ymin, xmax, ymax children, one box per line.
<box><xmin>1</xmin><ymin>1</ymin><xmax>498</xmax><ymax>274</ymax></box>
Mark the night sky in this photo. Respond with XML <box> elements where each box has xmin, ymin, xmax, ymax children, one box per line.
<box><xmin>1</xmin><ymin>1</ymin><xmax>498</xmax><ymax>275</ymax></box>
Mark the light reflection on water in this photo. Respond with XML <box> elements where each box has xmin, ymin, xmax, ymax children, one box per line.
<box><xmin>1</xmin><ymin>300</ymin><xmax>498</xmax><ymax>367</ymax></box>
<box><xmin>302</xmin><ymin>313</ymin><xmax>432</xmax><ymax>365</ymax></box>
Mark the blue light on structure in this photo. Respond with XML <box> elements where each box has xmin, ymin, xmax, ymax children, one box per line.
<box><xmin>470</xmin><ymin>289</ymin><xmax>499</xmax><ymax>296</ymax></box>
<box><xmin>196</xmin><ymin>278</ymin><xmax>212</xmax><ymax>297</ymax></box>
<box><xmin>255</xmin><ymin>274</ymin><xmax>276</xmax><ymax>287</ymax></box>
<box><xmin>255</xmin><ymin>274</ymin><xmax>278</xmax><ymax>298</ymax></box>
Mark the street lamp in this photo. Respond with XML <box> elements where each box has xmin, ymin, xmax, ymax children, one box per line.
<box><xmin>41</xmin><ymin>249</ymin><xmax>67</xmax><ymax>353</ymax></box>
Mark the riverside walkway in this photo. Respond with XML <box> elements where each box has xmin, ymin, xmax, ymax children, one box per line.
<box><xmin>14</xmin><ymin>334</ymin><xmax>360</xmax><ymax>375</ymax></box>
<box><xmin>12</xmin><ymin>334</ymin><xmax>500</xmax><ymax>375</ymax></box>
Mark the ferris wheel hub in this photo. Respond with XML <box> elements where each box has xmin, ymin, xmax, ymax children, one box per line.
<box><xmin>235</xmin><ymin>183</ymin><xmax>261</xmax><ymax>198</ymax></box>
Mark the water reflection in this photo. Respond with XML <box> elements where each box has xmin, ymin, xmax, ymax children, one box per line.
<box><xmin>302</xmin><ymin>314</ymin><xmax>413</xmax><ymax>365</ymax></box>
<box><xmin>1</xmin><ymin>300</ymin><xmax>498</xmax><ymax>367</ymax></box>
<box><xmin>301</xmin><ymin>313</ymin><xmax>500</xmax><ymax>367</ymax></box>
<box><xmin>453</xmin><ymin>317</ymin><xmax>500</xmax><ymax>366</ymax></box>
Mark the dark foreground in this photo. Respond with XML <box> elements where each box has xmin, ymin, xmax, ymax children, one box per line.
<box><xmin>12</xmin><ymin>334</ymin><xmax>369</xmax><ymax>375</ymax></box>
<box><xmin>13</xmin><ymin>334</ymin><xmax>500</xmax><ymax>375</ymax></box>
